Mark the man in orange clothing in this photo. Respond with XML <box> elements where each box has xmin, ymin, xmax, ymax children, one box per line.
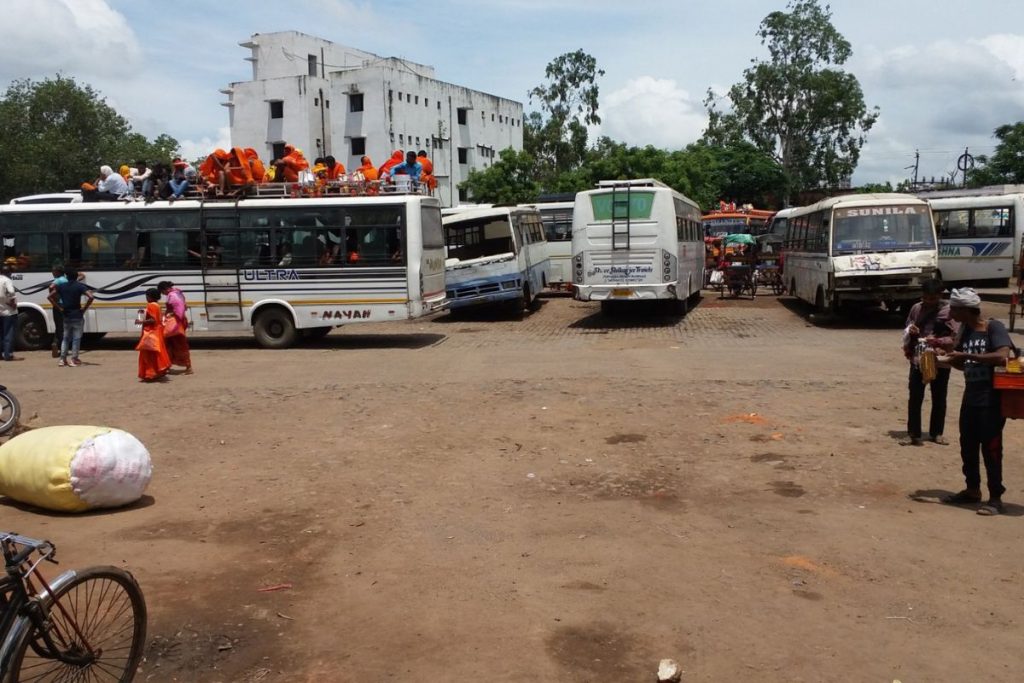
<box><xmin>377</xmin><ymin>150</ymin><xmax>403</xmax><ymax>179</ymax></box>
<box><xmin>274</xmin><ymin>144</ymin><xmax>310</xmax><ymax>183</ymax></box>
<box><xmin>356</xmin><ymin>156</ymin><xmax>378</xmax><ymax>181</ymax></box>
<box><xmin>416</xmin><ymin>150</ymin><xmax>437</xmax><ymax>191</ymax></box>
<box><xmin>324</xmin><ymin>155</ymin><xmax>346</xmax><ymax>180</ymax></box>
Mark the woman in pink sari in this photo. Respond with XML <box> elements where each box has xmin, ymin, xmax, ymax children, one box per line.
<box><xmin>137</xmin><ymin>288</ymin><xmax>171</xmax><ymax>381</ymax></box>
<box><xmin>158</xmin><ymin>280</ymin><xmax>192</xmax><ymax>373</ymax></box>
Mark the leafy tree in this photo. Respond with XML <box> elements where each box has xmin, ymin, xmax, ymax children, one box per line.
<box><xmin>0</xmin><ymin>76</ymin><xmax>180</xmax><ymax>201</ymax></box>
<box><xmin>526</xmin><ymin>50</ymin><xmax>604</xmax><ymax>184</ymax></box>
<box><xmin>704</xmin><ymin>0</ymin><xmax>878</xmax><ymax>201</ymax></box>
<box><xmin>460</xmin><ymin>148</ymin><xmax>542</xmax><ymax>205</ymax></box>
<box><xmin>969</xmin><ymin>122</ymin><xmax>1024</xmax><ymax>186</ymax></box>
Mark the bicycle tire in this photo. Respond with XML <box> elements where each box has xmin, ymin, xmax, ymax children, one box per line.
<box><xmin>0</xmin><ymin>389</ymin><xmax>20</xmax><ymax>436</ymax></box>
<box><xmin>5</xmin><ymin>566</ymin><xmax>146</xmax><ymax>683</ymax></box>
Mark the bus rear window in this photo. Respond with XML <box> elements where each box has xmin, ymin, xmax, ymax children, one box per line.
<box><xmin>590</xmin><ymin>192</ymin><xmax>654</xmax><ymax>221</ymax></box>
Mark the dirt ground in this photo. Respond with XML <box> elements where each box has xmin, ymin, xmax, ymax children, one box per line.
<box><xmin>2</xmin><ymin>292</ymin><xmax>1024</xmax><ymax>682</ymax></box>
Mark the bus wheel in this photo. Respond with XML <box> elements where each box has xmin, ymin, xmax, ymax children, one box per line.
<box><xmin>524</xmin><ymin>284</ymin><xmax>539</xmax><ymax>312</ymax></box>
<box><xmin>814</xmin><ymin>287</ymin><xmax>829</xmax><ymax>314</ymax></box>
<box><xmin>253</xmin><ymin>307</ymin><xmax>299</xmax><ymax>349</ymax></box>
<box><xmin>16</xmin><ymin>310</ymin><xmax>47</xmax><ymax>351</ymax></box>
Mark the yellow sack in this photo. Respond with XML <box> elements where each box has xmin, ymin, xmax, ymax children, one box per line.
<box><xmin>0</xmin><ymin>426</ymin><xmax>153</xmax><ymax>513</ymax></box>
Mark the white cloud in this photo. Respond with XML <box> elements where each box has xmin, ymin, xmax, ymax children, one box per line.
<box><xmin>178</xmin><ymin>127</ymin><xmax>232</xmax><ymax>163</ymax></box>
<box><xmin>852</xmin><ymin>33</ymin><xmax>1024</xmax><ymax>183</ymax></box>
<box><xmin>598</xmin><ymin>76</ymin><xmax>707</xmax><ymax>150</ymax></box>
<box><xmin>0</xmin><ymin>0</ymin><xmax>142</xmax><ymax>82</ymax></box>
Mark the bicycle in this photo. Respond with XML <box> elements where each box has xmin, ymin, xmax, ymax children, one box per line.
<box><xmin>0</xmin><ymin>386</ymin><xmax>20</xmax><ymax>437</ymax></box>
<box><xmin>0</xmin><ymin>532</ymin><xmax>147</xmax><ymax>682</ymax></box>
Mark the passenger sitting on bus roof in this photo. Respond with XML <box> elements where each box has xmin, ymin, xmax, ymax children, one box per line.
<box><xmin>167</xmin><ymin>164</ymin><xmax>191</xmax><ymax>201</ymax></box>
<box><xmin>357</xmin><ymin>156</ymin><xmax>378</xmax><ymax>181</ymax></box>
<box><xmin>132</xmin><ymin>160</ymin><xmax>153</xmax><ymax>198</ymax></box>
<box><xmin>119</xmin><ymin>164</ymin><xmax>132</xmax><ymax>183</ymax></box>
<box><xmin>82</xmin><ymin>165</ymin><xmax>128</xmax><ymax>202</ymax></box>
<box><xmin>244</xmin><ymin>148</ymin><xmax>266</xmax><ymax>183</ymax></box>
<box><xmin>274</xmin><ymin>144</ymin><xmax>309</xmax><ymax>183</ymax></box>
<box><xmin>312</xmin><ymin>157</ymin><xmax>328</xmax><ymax>179</ymax></box>
<box><xmin>377</xmin><ymin>150</ymin><xmax>403</xmax><ymax>179</ymax></box>
<box><xmin>416</xmin><ymin>151</ymin><xmax>437</xmax><ymax>191</ymax></box>
<box><xmin>324</xmin><ymin>155</ymin><xmax>346</xmax><ymax>180</ymax></box>
<box><xmin>388</xmin><ymin>151</ymin><xmax>422</xmax><ymax>185</ymax></box>
<box><xmin>150</xmin><ymin>163</ymin><xmax>170</xmax><ymax>201</ymax></box>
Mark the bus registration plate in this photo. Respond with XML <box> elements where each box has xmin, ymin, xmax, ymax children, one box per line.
<box><xmin>611</xmin><ymin>288</ymin><xmax>633</xmax><ymax>297</ymax></box>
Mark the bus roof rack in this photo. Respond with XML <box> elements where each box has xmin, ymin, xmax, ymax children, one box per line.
<box><xmin>595</xmin><ymin>178</ymin><xmax>670</xmax><ymax>189</ymax></box>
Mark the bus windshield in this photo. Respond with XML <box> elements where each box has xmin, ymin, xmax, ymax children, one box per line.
<box><xmin>445</xmin><ymin>216</ymin><xmax>515</xmax><ymax>261</ymax></box>
<box><xmin>831</xmin><ymin>205</ymin><xmax>935</xmax><ymax>255</ymax></box>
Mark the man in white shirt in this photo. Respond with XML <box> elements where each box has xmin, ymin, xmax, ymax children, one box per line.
<box><xmin>0</xmin><ymin>265</ymin><xmax>20</xmax><ymax>361</ymax></box>
<box><xmin>83</xmin><ymin>165</ymin><xmax>128</xmax><ymax>202</ymax></box>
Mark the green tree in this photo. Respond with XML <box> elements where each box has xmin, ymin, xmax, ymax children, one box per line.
<box><xmin>969</xmin><ymin>122</ymin><xmax>1024</xmax><ymax>186</ymax></box>
<box><xmin>459</xmin><ymin>148</ymin><xmax>542</xmax><ymax>205</ymax></box>
<box><xmin>526</xmin><ymin>50</ymin><xmax>604</xmax><ymax>185</ymax></box>
<box><xmin>0</xmin><ymin>76</ymin><xmax>180</xmax><ymax>201</ymax></box>
<box><xmin>704</xmin><ymin>0</ymin><xmax>878</xmax><ymax>201</ymax></box>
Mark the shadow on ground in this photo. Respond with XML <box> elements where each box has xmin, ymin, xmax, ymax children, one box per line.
<box><xmin>568</xmin><ymin>299</ymin><xmax>686</xmax><ymax>331</ymax></box>
<box><xmin>778</xmin><ymin>297</ymin><xmax>905</xmax><ymax>330</ymax></box>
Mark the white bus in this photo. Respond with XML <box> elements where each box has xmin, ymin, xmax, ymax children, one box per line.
<box><xmin>524</xmin><ymin>198</ymin><xmax>574</xmax><ymax>289</ymax></box>
<box><xmin>784</xmin><ymin>193</ymin><xmax>937</xmax><ymax>312</ymax></box>
<box><xmin>925</xmin><ymin>192</ymin><xmax>1023</xmax><ymax>286</ymax></box>
<box><xmin>442</xmin><ymin>206</ymin><xmax>549</xmax><ymax>312</ymax></box>
<box><xmin>571</xmin><ymin>179</ymin><xmax>703</xmax><ymax>312</ymax></box>
<box><xmin>1</xmin><ymin>191</ymin><xmax>447</xmax><ymax>349</ymax></box>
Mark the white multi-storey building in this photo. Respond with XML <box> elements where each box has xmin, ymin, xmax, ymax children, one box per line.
<box><xmin>221</xmin><ymin>31</ymin><xmax>524</xmax><ymax>206</ymax></box>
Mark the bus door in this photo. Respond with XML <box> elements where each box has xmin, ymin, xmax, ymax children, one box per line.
<box><xmin>201</xmin><ymin>211</ymin><xmax>243</xmax><ymax>322</ymax></box>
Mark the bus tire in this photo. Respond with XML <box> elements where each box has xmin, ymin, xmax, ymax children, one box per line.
<box><xmin>253</xmin><ymin>307</ymin><xmax>299</xmax><ymax>349</ymax></box>
<box><xmin>524</xmin><ymin>284</ymin><xmax>539</xmax><ymax>312</ymax></box>
<box><xmin>814</xmin><ymin>287</ymin><xmax>829</xmax><ymax>314</ymax></box>
<box><xmin>16</xmin><ymin>310</ymin><xmax>47</xmax><ymax>351</ymax></box>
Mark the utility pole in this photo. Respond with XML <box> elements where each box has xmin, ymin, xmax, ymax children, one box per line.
<box><xmin>905</xmin><ymin>149</ymin><xmax>919</xmax><ymax>190</ymax></box>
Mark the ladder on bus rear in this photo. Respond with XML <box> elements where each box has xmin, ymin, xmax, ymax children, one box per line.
<box><xmin>611</xmin><ymin>183</ymin><xmax>631</xmax><ymax>251</ymax></box>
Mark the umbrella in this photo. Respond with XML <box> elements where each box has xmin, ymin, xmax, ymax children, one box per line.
<box><xmin>723</xmin><ymin>233</ymin><xmax>756</xmax><ymax>246</ymax></box>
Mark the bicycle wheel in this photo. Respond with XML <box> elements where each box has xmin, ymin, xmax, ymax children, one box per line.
<box><xmin>0</xmin><ymin>388</ymin><xmax>20</xmax><ymax>436</ymax></box>
<box><xmin>6</xmin><ymin>567</ymin><xmax>146</xmax><ymax>682</ymax></box>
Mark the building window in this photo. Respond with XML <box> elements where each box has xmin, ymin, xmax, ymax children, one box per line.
<box><xmin>458</xmin><ymin>147</ymin><xmax>468</xmax><ymax>164</ymax></box>
<box><xmin>415</xmin><ymin>137</ymin><xmax>420</xmax><ymax>148</ymax></box>
<box><xmin>481</xmin><ymin>110</ymin><xmax>485</xmax><ymax>119</ymax></box>
<box><xmin>349</xmin><ymin>93</ymin><xmax>364</xmax><ymax>112</ymax></box>
<box><xmin>433</xmin><ymin>137</ymin><xmax>444</xmax><ymax>151</ymax></box>
<box><xmin>425</xmin><ymin>98</ymin><xmax>429</xmax><ymax>107</ymax></box>
<box><xmin>457</xmin><ymin>108</ymin><xmax>468</xmax><ymax>125</ymax></box>
<box><xmin>458</xmin><ymin>187</ymin><xmax>468</xmax><ymax>202</ymax></box>
<box><xmin>491</xmin><ymin>114</ymin><xmax>495</xmax><ymax>122</ymax></box>
<box><xmin>398</xmin><ymin>92</ymin><xmax>403</xmax><ymax>101</ymax></box>
<box><xmin>437</xmin><ymin>101</ymin><xmax>441</xmax><ymax>111</ymax></box>
<box><xmin>314</xmin><ymin>98</ymin><xmax>319</xmax><ymax>106</ymax></box>
<box><xmin>415</xmin><ymin>95</ymin><xmax>419</xmax><ymax>104</ymax></box>
<box><xmin>399</xmin><ymin>134</ymin><xmax>404</xmax><ymax>145</ymax></box>
<box><xmin>308</xmin><ymin>54</ymin><xmax>317</xmax><ymax>77</ymax></box>
<box><xmin>326</xmin><ymin>100</ymin><xmax>330</xmax><ymax>109</ymax></box>
<box><xmin>272</xmin><ymin>142</ymin><xmax>286</xmax><ymax>160</ymax></box>
<box><xmin>269</xmin><ymin>101</ymin><xmax>284</xmax><ymax>119</ymax></box>
<box><xmin>351</xmin><ymin>137</ymin><xmax>366</xmax><ymax>156</ymax></box>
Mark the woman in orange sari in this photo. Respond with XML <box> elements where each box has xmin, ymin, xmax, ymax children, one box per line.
<box><xmin>158</xmin><ymin>280</ymin><xmax>191</xmax><ymax>374</ymax></box>
<box><xmin>137</xmin><ymin>288</ymin><xmax>171</xmax><ymax>382</ymax></box>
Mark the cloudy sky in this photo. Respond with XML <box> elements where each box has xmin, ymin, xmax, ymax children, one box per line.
<box><xmin>2</xmin><ymin>0</ymin><xmax>1023</xmax><ymax>185</ymax></box>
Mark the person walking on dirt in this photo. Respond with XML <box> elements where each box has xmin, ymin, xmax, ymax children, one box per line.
<box><xmin>942</xmin><ymin>287</ymin><xmax>1013</xmax><ymax>515</ymax></box>
<box><xmin>902</xmin><ymin>279</ymin><xmax>957</xmax><ymax>445</ymax></box>
<box><xmin>0</xmin><ymin>265</ymin><xmax>19</xmax><ymax>361</ymax></box>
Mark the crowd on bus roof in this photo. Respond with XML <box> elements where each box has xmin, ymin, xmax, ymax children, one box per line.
<box><xmin>78</xmin><ymin>145</ymin><xmax>437</xmax><ymax>203</ymax></box>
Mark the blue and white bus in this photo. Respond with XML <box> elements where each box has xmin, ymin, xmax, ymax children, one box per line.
<box><xmin>926</xmin><ymin>192</ymin><xmax>1024</xmax><ymax>286</ymax></box>
<box><xmin>0</xmin><ymin>190</ymin><xmax>447</xmax><ymax>349</ymax></box>
<box><xmin>442</xmin><ymin>206</ymin><xmax>549</xmax><ymax>312</ymax></box>
<box><xmin>524</xmin><ymin>198</ymin><xmax>574</xmax><ymax>289</ymax></box>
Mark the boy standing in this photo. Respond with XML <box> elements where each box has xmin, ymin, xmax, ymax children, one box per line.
<box><xmin>48</xmin><ymin>268</ymin><xmax>94</xmax><ymax>367</ymax></box>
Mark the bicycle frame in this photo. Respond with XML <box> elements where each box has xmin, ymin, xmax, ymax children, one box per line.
<box><xmin>0</xmin><ymin>534</ymin><xmax>88</xmax><ymax>675</ymax></box>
